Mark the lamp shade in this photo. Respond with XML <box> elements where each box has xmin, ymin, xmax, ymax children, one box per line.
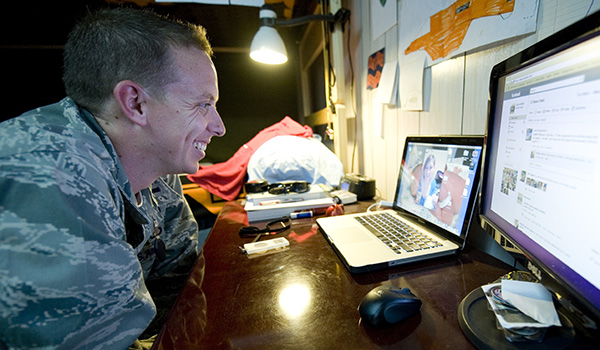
<box><xmin>250</xmin><ymin>7</ymin><xmax>288</xmax><ymax>64</ymax></box>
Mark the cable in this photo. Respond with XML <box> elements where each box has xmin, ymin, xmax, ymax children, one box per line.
<box><xmin>366</xmin><ymin>200</ymin><xmax>393</xmax><ymax>212</ymax></box>
<box><xmin>586</xmin><ymin>0</ymin><xmax>595</xmax><ymax>16</ymax></box>
<box><xmin>346</xmin><ymin>13</ymin><xmax>358</xmax><ymax>172</ymax></box>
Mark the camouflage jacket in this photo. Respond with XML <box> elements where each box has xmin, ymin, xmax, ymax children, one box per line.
<box><xmin>0</xmin><ymin>98</ymin><xmax>199</xmax><ymax>349</ymax></box>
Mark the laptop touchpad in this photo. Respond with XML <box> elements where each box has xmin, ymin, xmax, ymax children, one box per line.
<box><xmin>331</xmin><ymin>228</ymin><xmax>372</xmax><ymax>245</ymax></box>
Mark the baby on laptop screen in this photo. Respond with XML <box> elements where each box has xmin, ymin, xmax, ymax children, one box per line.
<box><xmin>399</xmin><ymin>145</ymin><xmax>473</xmax><ymax>231</ymax></box>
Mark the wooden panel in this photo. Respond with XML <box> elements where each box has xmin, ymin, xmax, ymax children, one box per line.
<box><xmin>305</xmin><ymin>107</ymin><xmax>329</xmax><ymax>126</ymax></box>
<box><xmin>462</xmin><ymin>38</ymin><xmax>538</xmax><ymax>135</ymax></box>
<box><xmin>421</xmin><ymin>55</ymin><xmax>465</xmax><ymax>135</ymax></box>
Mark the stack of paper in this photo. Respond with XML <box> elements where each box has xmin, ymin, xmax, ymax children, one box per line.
<box><xmin>244</xmin><ymin>197</ymin><xmax>334</xmax><ymax>222</ymax></box>
<box><xmin>246</xmin><ymin>184</ymin><xmax>327</xmax><ymax>205</ymax></box>
<box><xmin>481</xmin><ymin>280</ymin><xmax>561</xmax><ymax>342</ymax></box>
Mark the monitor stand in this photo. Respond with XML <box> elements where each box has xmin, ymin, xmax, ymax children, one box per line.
<box><xmin>458</xmin><ymin>286</ymin><xmax>576</xmax><ymax>349</ymax></box>
<box><xmin>467</xmin><ymin>223</ymin><xmax>525</xmax><ymax>271</ymax></box>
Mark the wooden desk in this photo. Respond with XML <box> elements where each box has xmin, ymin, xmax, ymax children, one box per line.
<box><xmin>154</xmin><ymin>201</ymin><xmax>512</xmax><ymax>349</ymax></box>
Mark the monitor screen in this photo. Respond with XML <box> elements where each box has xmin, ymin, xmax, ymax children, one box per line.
<box><xmin>480</xmin><ymin>13</ymin><xmax>600</xmax><ymax>321</ymax></box>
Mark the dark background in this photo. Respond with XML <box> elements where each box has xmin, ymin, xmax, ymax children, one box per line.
<box><xmin>0</xmin><ymin>0</ymin><xmax>314</xmax><ymax>163</ymax></box>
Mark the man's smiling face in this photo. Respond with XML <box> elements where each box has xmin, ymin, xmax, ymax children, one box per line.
<box><xmin>145</xmin><ymin>47</ymin><xmax>225</xmax><ymax>175</ymax></box>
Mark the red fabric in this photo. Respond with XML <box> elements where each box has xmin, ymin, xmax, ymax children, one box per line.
<box><xmin>187</xmin><ymin>116</ymin><xmax>313</xmax><ymax>201</ymax></box>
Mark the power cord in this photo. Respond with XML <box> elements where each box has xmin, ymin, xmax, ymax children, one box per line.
<box><xmin>366</xmin><ymin>200</ymin><xmax>393</xmax><ymax>212</ymax></box>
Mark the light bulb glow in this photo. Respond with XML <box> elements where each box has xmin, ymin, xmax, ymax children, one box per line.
<box><xmin>250</xmin><ymin>7</ymin><xmax>288</xmax><ymax>64</ymax></box>
<box><xmin>250</xmin><ymin>48</ymin><xmax>288</xmax><ymax>64</ymax></box>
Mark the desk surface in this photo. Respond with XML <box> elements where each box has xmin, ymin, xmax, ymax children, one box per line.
<box><xmin>154</xmin><ymin>201</ymin><xmax>513</xmax><ymax>349</ymax></box>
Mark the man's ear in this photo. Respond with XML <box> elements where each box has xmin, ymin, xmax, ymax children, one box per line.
<box><xmin>113</xmin><ymin>80</ymin><xmax>148</xmax><ymax>126</ymax></box>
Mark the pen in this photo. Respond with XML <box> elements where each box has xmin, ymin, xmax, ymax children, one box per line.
<box><xmin>290</xmin><ymin>210</ymin><xmax>313</xmax><ymax>219</ymax></box>
<box><xmin>259</xmin><ymin>200</ymin><xmax>280</xmax><ymax>206</ymax></box>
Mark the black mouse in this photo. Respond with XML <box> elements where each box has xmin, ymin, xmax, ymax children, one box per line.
<box><xmin>358</xmin><ymin>285</ymin><xmax>422</xmax><ymax>327</ymax></box>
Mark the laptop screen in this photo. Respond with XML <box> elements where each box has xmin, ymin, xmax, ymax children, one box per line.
<box><xmin>393</xmin><ymin>137</ymin><xmax>483</xmax><ymax>237</ymax></box>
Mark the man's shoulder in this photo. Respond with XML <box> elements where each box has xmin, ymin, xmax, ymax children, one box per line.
<box><xmin>0</xmin><ymin>98</ymin><xmax>97</xmax><ymax>156</ymax></box>
<box><xmin>0</xmin><ymin>99</ymin><xmax>115</xmax><ymax>174</ymax></box>
<box><xmin>1</xmin><ymin>98</ymin><xmax>81</xmax><ymax>127</ymax></box>
<box><xmin>0</xmin><ymin>98</ymin><xmax>122</xmax><ymax>207</ymax></box>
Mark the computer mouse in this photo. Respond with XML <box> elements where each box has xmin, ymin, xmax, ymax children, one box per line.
<box><xmin>358</xmin><ymin>285</ymin><xmax>422</xmax><ymax>327</ymax></box>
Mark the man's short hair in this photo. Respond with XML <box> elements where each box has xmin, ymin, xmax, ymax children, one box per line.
<box><xmin>63</xmin><ymin>7</ymin><xmax>213</xmax><ymax>115</ymax></box>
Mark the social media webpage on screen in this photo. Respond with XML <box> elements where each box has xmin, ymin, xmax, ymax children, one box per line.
<box><xmin>490</xmin><ymin>35</ymin><xmax>600</xmax><ymax>290</ymax></box>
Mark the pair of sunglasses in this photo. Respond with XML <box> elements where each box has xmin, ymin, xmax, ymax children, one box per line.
<box><xmin>245</xmin><ymin>180</ymin><xmax>310</xmax><ymax>194</ymax></box>
<box><xmin>239</xmin><ymin>217</ymin><xmax>291</xmax><ymax>242</ymax></box>
<box><xmin>267</xmin><ymin>181</ymin><xmax>310</xmax><ymax>195</ymax></box>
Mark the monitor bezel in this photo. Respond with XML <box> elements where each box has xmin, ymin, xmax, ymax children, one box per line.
<box><xmin>479</xmin><ymin>10</ymin><xmax>600</xmax><ymax>323</ymax></box>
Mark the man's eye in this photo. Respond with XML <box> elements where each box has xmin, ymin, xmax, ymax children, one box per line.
<box><xmin>197</xmin><ymin>104</ymin><xmax>210</xmax><ymax>113</ymax></box>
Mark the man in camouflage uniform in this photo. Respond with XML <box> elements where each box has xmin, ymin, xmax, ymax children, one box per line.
<box><xmin>0</xmin><ymin>7</ymin><xmax>225</xmax><ymax>349</ymax></box>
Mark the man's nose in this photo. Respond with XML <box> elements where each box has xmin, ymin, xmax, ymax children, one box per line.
<box><xmin>208</xmin><ymin>110</ymin><xmax>226</xmax><ymax>137</ymax></box>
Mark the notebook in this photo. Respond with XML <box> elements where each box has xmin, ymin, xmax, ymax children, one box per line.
<box><xmin>317</xmin><ymin>135</ymin><xmax>484</xmax><ymax>273</ymax></box>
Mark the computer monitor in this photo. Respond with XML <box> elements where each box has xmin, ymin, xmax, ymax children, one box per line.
<box><xmin>478</xmin><ymin>10</ymin><xmax>600</xmax><ymax>338</ymax></box>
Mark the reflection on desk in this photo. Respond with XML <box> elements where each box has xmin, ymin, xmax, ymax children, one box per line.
<box><xmin>153</xmin><ymin>201</ymin><xmax>512</xmax><ymax>350</ymax></box>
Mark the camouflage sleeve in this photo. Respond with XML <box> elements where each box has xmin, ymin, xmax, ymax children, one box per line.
<box><xmin>0</xmin><ymin>151</ymin><xmax>155</xmax><ymax>349</ymax></box>
<box><xmin>146</xmin><ymin>174</ymin><xmax>199</xmax><ymax>280</ymax></box>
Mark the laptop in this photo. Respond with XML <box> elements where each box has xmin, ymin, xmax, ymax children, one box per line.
<box><xmin>317</xmin><ymin>135</ymin><xmax>484</xmax><ymax>273</ymax></box>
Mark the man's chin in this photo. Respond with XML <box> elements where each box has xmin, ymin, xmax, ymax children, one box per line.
<box><xmin>177</xmin><ymin>156</ymin><xmax>203</xmax><ymax>175</ymax></box>
<box><xmin>182</xmin><ymin>169</ymin><xmax>198</xmax><ymax>176</ymax></box>
<box><xmin>184</xmin><ymin>162</ymin><xmax>201</xmax><ymax>175</ymax></box>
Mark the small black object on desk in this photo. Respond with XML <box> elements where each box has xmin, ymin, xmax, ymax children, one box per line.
<box><xmin>358</xmin><ymin>285</ymin><xmax>422</xmax><ymax>327</ymax></box>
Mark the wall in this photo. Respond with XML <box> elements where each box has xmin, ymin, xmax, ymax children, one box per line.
<box><xmin>343</xmin><ymin>0</ymin><xmax>600</xmax><ymax>201</ymax></box>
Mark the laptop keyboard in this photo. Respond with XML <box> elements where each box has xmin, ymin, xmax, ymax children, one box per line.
<box><xmin>355</xmin><ymin>212</ymin><xmax>442</xmax><ymax>254</ymax></box>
